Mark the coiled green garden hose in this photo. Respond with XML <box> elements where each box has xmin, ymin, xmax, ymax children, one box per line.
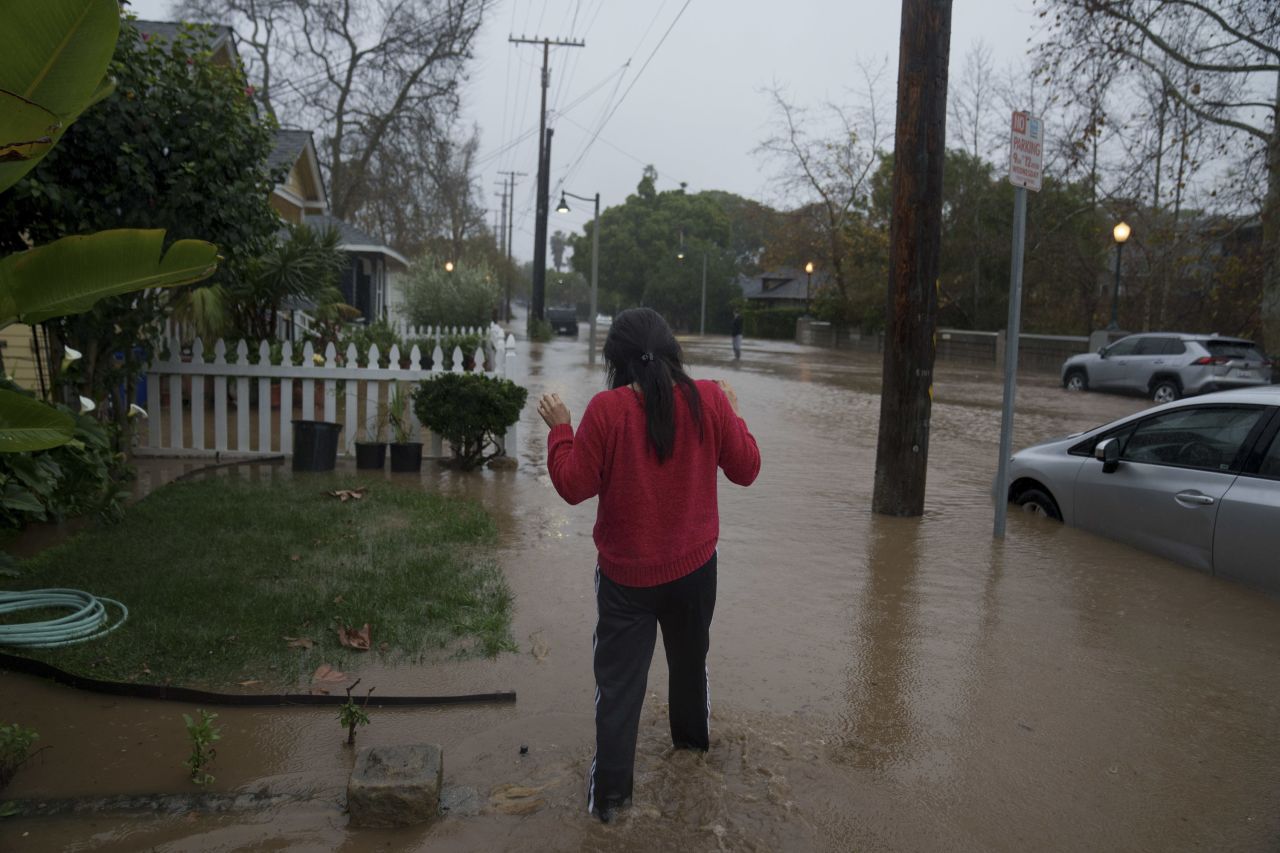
<box><xmin>0</xmin><ymin>588</ymin><xmax>128</xmax><ymax>648</ymax></box>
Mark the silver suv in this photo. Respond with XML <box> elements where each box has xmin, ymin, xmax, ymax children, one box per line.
<box><xmin>1061</xmin><ymin>333</ymin><xmax>1272</xmax><ymax>403</ymax></box>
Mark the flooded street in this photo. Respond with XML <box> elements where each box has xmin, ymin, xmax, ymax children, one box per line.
<box><xmin>3</xmin><ymin>333</ymin><xmax>1280</xmax><ymax>851</ymax></box>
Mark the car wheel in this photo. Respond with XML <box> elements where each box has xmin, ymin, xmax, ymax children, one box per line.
<box><xmin>1151</xmin><ymin>379</ymin><xmax>1181</xmax><ymax>404</ymax></box>
<box><xmin>1064</xmin><ymin>370</ymin><xmax>1088</xmax><ymax>392</ymax></box>
<box><xmin>1013</xmin><ymin>487</ymin><xmax>1062</xmax><ymax>521</ymax></box>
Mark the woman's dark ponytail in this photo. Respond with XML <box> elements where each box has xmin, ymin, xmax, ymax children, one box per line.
<box><xmin>603</xmin><ymin>308</ymin><xmax>702</xmax><ymax>462</ymax></box>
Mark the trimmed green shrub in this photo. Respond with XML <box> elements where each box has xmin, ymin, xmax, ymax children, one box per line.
<box><xmin>743</xmin><ymin>307</ymin><xmax>806</xmax><ymax>340</ymax></box>
<box><xmin>414</xmin><ymin>374</ymin><xmax>528</xmax><ymax>470</ymax></box>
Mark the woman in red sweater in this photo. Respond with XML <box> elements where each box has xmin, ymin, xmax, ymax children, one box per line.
<box><xmin>537</xmin><ymin>307</ymin><xmax>760</xmax><ymax>823</ymax></box>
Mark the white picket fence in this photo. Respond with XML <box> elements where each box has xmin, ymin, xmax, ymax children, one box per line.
<box><xmin>138</xmin><ymin>323</ymin><xmax>518</xmax><ymax>460</ymax></box>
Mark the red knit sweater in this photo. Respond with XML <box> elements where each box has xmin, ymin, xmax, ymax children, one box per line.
<box><xmin>546</xmin><ymin>379</ymin><xmax>760</xmax><ymax>587</ymax></box>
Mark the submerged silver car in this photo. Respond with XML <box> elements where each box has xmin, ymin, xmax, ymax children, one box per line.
<box><xmin>1004</xmin><ymin>386</ymin><xmax>1280</xmax><ymax>593</ymax></box>
<box><xmin>1061</xmin><ymin>333</ymin><xmax>1271</xmax><ymax>404</ymax></box>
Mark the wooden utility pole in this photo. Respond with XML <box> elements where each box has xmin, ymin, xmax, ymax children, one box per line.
<box><xmin>509</xmin><ymin>36</ymin><xmax>585</xmax><ymax>328</ymax></box>
<box><xmin>498</xmin><ymin>170</ymin><xmax>526</xmax><ymax>322</ymax></box>
<box><xmin>872</xmin><ymin>0</ymin><xmax>954</xmax><ymax>517</ymax></box>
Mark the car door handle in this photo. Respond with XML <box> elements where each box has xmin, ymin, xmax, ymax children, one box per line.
<box><xmin>1153</xmin><ymin>360</ymin><xmax>1164</xmax><ymax>365</ymax></box>
<box><xmin>1174</xmin><ymin>491</ymin><xmax>1215</xmax><ymax>507</ymax></box>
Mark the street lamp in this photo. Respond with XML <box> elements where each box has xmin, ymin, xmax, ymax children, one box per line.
<box><xmin>675</xmin><ymin>240</ymin><xmax>708</xmax><ymax>335</ymax></box>
<box><xmin>555</xmin><ymin>190</ymin><xmax>601</xmax><ymax>365</ymax></box>
<box><xmin>1108</xmin><ymin>221</ymin><xmax>1130</xmax><ymax>330</ymax></box>
<box><xmin>804</xmin><ymin>261</ymin><xmax>814</xmax><ymax>315</ymax></box>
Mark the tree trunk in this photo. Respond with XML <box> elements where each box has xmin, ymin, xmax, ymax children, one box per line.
<box><xmin>872</xmin><ymin>0</ymin><xmax>953</xmax><ymax>517</ymax></box>
<box><xmin>1261</xmin><ymin>73</ymin><xmax>1280</xmax><ymax>353</ymax></box>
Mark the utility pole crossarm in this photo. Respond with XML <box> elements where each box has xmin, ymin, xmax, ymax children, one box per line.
<box><xmin>508</xmin><ymin>36</ymin><xmax>587</xmax><ymax>47</ymax></box>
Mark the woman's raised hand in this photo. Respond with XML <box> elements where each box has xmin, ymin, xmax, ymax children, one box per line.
<box><xmin>538</xmin><ymin>392</ymin><xmax>572</xmax><ymax>428</ymax></box>
<box><xmin>715</xmin><ymin>380</ymin><xmax>741</xmax><ymax>416</ymax></box>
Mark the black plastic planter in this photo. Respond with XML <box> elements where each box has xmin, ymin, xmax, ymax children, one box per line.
<box><xmin>354</xmin><ymin>441</ymin><xmax>387</xmax><ymax>470</ymax></box>
<box><xmin>389</xmin><ymin>442</ymin><xmax>423</xmax><ymax>473</ymax></box>
<box><xmin>292</xmin><ymin>420</ymin><xmax>342</xmax><ymax>472</ymax></box>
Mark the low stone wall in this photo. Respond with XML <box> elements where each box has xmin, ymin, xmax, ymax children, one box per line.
<box><xmin>795</xmin><ymin>319</ymin><xmax>1089</xmax><ymax>375</ymax></box>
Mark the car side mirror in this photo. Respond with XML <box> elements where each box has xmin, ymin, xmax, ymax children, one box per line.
<box><xmin>1094</xmin><ymin>437</ymin><xmax>1120</xmax><ymax>474</ymax></box>
<box><xmin>1098</xmin><ymin>347</ymin><xmax>1108</xmax><ymax>357</ymax></box>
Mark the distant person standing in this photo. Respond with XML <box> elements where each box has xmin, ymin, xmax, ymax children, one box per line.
<box><xmin>537</xmin><ymin>307</ymin><xmax>760</xmax><ymax>823</ymax></box>
<box><xmin>731</xmin><ymin>310</ymin><xmax>744</xmax><ymax>360</ymax></box>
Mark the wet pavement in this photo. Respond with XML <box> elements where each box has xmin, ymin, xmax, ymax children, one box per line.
<box><xmin>3</xmin><ymin>333</ymin><xmax>1280</xmax><ymax>851</ymax></box>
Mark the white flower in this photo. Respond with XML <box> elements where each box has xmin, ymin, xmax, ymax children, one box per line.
<box><xmin>63</xmin><ymin>346</ymin><xmax>82</xmax><ymax>362</ymax></box>
<box><xmin>78</xmin><ymin>396</ymin><xmax>96</xmax><ymax>414</ymax></box>
<box><xmin>128</xmin><ymin>403</ymin><xmax>148</xmax><ymax>419</ymax></box>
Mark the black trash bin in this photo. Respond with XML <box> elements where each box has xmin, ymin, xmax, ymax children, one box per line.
<box><xmin>292</xmin><ymin>420</ymin><xmax>342</xmax><ymax>472</ymax></box>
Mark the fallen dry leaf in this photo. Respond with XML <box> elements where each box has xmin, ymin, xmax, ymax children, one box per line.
<box><xmin>312</xmin><ymin>663</ymin><xmax>347</xmax><ymax>684</ymax></box>
<box><xmin>327</xmin><ymin>488</ymin><xmax>367</xmax><ymax>502</ymax></box>
<box><xmin>333</xmin><ymin>594</ymin><xmax>345</xmax><ymax>605</ymax></box>
<box><xmin>378</xmin><ymin>641</ymin><xmax>390</xmax><ymax>653</ymax></box>
<box><xmin>290</xmin><ymin>554</ymin><xmax>301</xmax><ymax>562</ymax></box>
<box><xmin>284</xmin><ymin>636</ymin><xmax>314</xmax><ymax>650</ymax></box>
<box><xmin>338</xmin><ymin>622</ymin><xmax>372</xmax><ymax>651</ymax></box>
<box><xmin>237</xmin><ymin>679</ymin><xmax>262</xmax><ymax>687</ymax></box>
<box><xmin>490</xmin><ymin>783</ymin><xmax>548</xmax><ymax>816</ymax></box>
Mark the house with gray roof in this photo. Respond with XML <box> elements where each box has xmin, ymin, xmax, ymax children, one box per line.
<box><xmin>134</xmin><ymin>19</ymin><xmax>238</xmax><ymax>66</ymax></box>
<box><xmin>306</xmin><ymin>213</ymin><xmax>409</xmax><ymax>325</ymax></box>
<box><xmin>738</xmin><ymin>267</ymin><xmax>829</xmax><ymax>311</ymax></box>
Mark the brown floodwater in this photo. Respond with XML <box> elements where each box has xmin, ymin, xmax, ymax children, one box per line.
<box><xmin>3</xmin><ymin>332</ymin><xmax>1280</xmax><ymax>851</ymax></box>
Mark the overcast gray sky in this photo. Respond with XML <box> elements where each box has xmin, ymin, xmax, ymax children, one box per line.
<box><xmin>131</xmin><ymin>0</ymin><xmax>1042</xmax><ymax>259</ymax></box>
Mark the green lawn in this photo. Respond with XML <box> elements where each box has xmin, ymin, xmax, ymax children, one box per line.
<box><xmin>1</xmin><ymin>472</ymin><xmax>515</xmax><ymax>688</ymax></box>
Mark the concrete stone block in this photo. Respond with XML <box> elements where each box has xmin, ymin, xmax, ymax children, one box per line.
<box><xmin>347</xmin><ymin>743</ymin><xmax>443</xmax><ymax>828</ymax></box>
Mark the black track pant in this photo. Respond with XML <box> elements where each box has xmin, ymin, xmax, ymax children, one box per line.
<box><xmin>587</xmin><ymin>552</ymin><xmax>717</xmax><ymax>814</ymax></box>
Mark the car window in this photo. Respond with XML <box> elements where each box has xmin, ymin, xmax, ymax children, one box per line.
<box><xmin>1135</xmin><ymin>337</ymin><xmax>1180</xmax><ymax>355</ymax></box>
<box><xmin>1204</xmin><ymin>340</ymin><xmax>1263</xmax><ymax>361</ymax></box>
<box><xmin>1119</xmin><ymin>406</ymin><xmax>1263</xmax><ymax>472</ymax></box>
<box><xmin>1259</xmin><ymin>433</ymin><xmax>1280</xmax><ymax>479</ymax></box>
<box><xmin>1106</xmin><ymin>338</ymin><xmax>1140</xmax><ymax>357</ymax></box>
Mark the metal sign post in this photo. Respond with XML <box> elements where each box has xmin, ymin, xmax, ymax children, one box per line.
<box><xmin>994</xmin><ymin>111</ymin><xmax>1044</xmax><ymax>538</ymax></box>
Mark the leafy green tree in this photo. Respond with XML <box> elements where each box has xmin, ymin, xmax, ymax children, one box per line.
<box><xmin>0</xmin><ymin>2</ymin><xmax>218</xmax><ymax>452</ymax></box>
<box><xmin>0</xmin><ymin>15</ymin><xmax>276</xmax><ymax>435</ymax></box>
<box><xmin>224</xmin><ymin>224</ymin><xmax>348</xmax><ymax>341</ymax></box>
<box><xmin>568</xmin><ymin>168</ymin><xmax>739</xmax><ymax>332</ymax></box>
<box><xmin>1033</xmin><ymin>0</ymin><xmax>1279</xmax><ymax>348</ymax></box>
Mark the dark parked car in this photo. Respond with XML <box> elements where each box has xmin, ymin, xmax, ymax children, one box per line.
<box><xmin>547</xmin><ymin>307</ymin><xmax>579</xmax><ymax>336</ymax></box>
<box><xmin>1061</xmin><ymin>333</ymin><xmax>1271</xmax><ymax>403</ymax></box>
<box><xmin>1001</xmin><ymin>385</ymin><xmax>1280</xmax><ymax>593</ymax></box>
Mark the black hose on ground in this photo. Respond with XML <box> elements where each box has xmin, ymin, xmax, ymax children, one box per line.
<box><xmin>0</xmin><ymin>653</ymin><xmax>516</xmax><ymax>707</ymax></box>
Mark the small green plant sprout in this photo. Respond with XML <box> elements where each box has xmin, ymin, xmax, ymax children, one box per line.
<box><xmin>388</xmin><ymin>383</ymin><xmax>415</xmax><ymax>444</ymax></box>
<box><xmin>339</xmin><ymin>679</ymin><xmax>374</xmax><ymax>746</ymax></box>
<box><xmin>0</xmin><ymin>723</ymin><xmax>39</xmax><ymax>791</ymax></box>
<box><xmin>182</xmin><ymin>710</ymin><xmax>221</xmax><ymax>785</ymax></box>
<box><xmin>365</xmin><ymin>401</ymin><xmax>390</xmax><ymax>443</ymax></box>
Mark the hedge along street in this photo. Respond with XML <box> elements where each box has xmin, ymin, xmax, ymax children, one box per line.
<box><xmin>0</xmin><ymin>472</ymin><xmax>515</xmax><ymax>688</ymax></box>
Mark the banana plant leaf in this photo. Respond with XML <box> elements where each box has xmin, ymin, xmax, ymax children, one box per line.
<box><xmin>0</xmin><ymin>229</ymin><xmax>219</xmax><ymax>329</ymax></box>
<box><xmin>0</xmin><ymin>0</ymin><xmax>119</xmax><ymax>191</ymax></box>
<box><xmin>0</xmin><ymin>388</ymin><xmax>76</xmax><ymax>452</ymax></box>
<box><xmin>0</xmin><ymin>90</ymin><xmax>60</xmax><ymax>164</ymax></box>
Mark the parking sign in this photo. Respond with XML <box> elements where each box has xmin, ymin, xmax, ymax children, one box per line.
<box><xmin>1009</xmin><ymin>111</ymin><xmax>1044</xmax><ymax>192</ymax></box>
